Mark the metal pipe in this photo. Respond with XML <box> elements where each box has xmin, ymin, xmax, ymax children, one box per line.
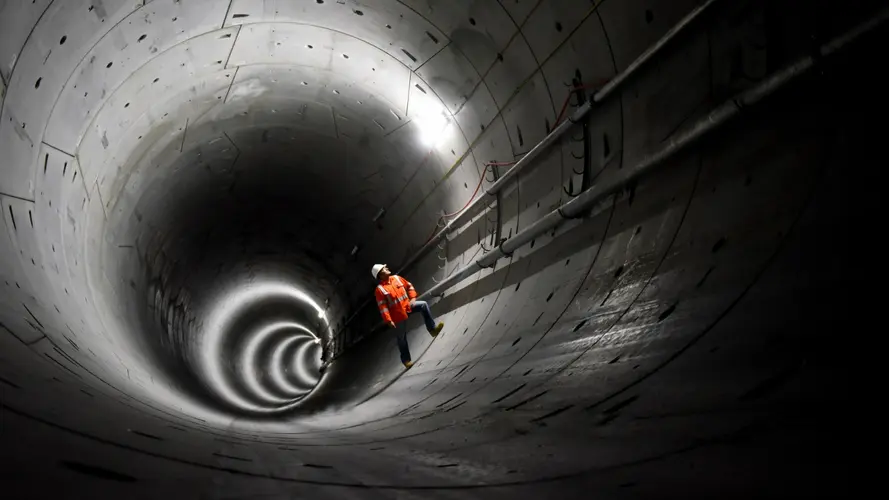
<box><xmin>333</xmin><ymin>0</ymin><xmax>725</xmax><ymax>350</ymax></box>
<box><xmin>580</xmin><ymin>83</ymin><xmax>593</xmax><ymax>192</ymax></box>
<box><xmin>417</xmin><ymin>11</ymin><xmax>885</xmax><ymax>301</ymax></box>
<box><xmin>401</xmin><ymin>0</ymin><xmax>722</xmax><ymax>272</ymax></box>
<box><xmin>592</xmin><ymin>0</ymin><xmax>720</xmax><ymax>103</ymax></box>
<box><xmin>483</xmin><ymin>104</ymin><xmax>587</xmax><ymax>196</ymax></box>
<box><xmin>477</xmin><ymin>0</ymin><xmax>721</xmax><ymax>202</ymax></box>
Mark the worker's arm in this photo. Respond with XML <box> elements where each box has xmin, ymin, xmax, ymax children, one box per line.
<box><xmin>375</xmin><ymin>288</ymin><xmax>393</xmax><ymax>325</ymax></box>
<box><xmin>403</xmin><ymin>277</ymin><xmax>418</xmax><ymax>300</ymax></box>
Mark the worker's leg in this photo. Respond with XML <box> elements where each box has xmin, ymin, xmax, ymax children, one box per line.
<box><xmin>395</xmin><ymin>324</ymin><xmax>411</xmax><ymax>364</ymax></box>
<box><xmin>410</xmin><ymin>300</ymin><xmax>437</xmax><ymax>332</ymax></box>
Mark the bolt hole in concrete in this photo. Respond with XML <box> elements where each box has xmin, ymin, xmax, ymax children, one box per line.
<box><xmin>59</xmin><ymin>35</ymin><xmax>67</xmax><ymax>45</ymax></box>
<box><xmin>59</xmin><ymin>461</ymin><xmax>137</xmax><ymax>483</ymax></box>
<box><xmin>658</xmin><ymin>303</ymin><xmax>678</xmax><ymax>322</ymax></box>
<box><xmin>128</xmin><ymin>429</ymin><xmax>163</xmax><ymax>441</ymax></box>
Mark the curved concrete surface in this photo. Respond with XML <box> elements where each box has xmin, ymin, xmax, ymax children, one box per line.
<box><xmin>0</xmin><ymin>0</ymin><xmax>881</xmax><ymax>497</ymax></box>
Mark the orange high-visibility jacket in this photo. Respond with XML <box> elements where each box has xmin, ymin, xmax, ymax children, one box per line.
<box><xmin>375</xmin><ymin>275</ymin><xmax>418</xmax><ymax>324</ymax></box>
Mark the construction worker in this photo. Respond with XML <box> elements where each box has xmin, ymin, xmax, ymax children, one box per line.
<box><xmin>372</xmin><ymin>264</ymin><xmax>444</xmax><ymax>368</ymax></box>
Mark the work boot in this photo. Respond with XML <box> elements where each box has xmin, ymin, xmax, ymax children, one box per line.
<box><xmin>429</xmin><ymin>322</ymin><xmax>444</xmax><ymax>338</ymax></box>
<box><xmin>403</xmin><ymin>361</ymin><xmax>414</xmax><ymax>369</ymax></box>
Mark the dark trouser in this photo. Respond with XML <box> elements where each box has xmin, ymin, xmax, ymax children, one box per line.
<box><xmin>395</xmin><ymin>300</ymin><xmax>437</xmax><ymax>363</ymax></box>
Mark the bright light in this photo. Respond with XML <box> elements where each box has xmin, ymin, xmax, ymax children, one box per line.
<box><xmin>201</xmin><ymin>282</ymin><xmax>327</xmax><ymax>413</ymax></box>
<box><xmin>292</xmin><ymin>340</ymin><xmax>320</xmax><ymax>386</ymax></box>
<box><xmin>412</xmin><ymin>96</ymin><xmax>451</xmax><ymax>146</ymax></box>
<box><xmin>269</xmin><ymin>335</ymin><xmax>314</xmax><ymax>395</ymax></box>
<box><xmin>241</xmin><ymin>322</ymin><xmax>314</xmax><ymax>404</ymax></box>
<box><xmin>417</xmin><ymin>110</ymin><xmax>450</xmax><ymax>146</ymax></box>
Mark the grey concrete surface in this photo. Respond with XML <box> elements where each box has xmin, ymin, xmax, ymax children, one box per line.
<box><xmin>0</xmin><ymin>0</ymin><xmax>881</xmax><ymax>497</ymax></box>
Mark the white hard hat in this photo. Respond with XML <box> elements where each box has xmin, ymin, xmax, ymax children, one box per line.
<box><xmin>371</xmin><ymin>264</ymin><xmax>387</xmax><ymax>279</ymax></box>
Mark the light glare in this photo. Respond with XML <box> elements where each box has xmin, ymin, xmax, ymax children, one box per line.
<box><xmin>412</xmin><ymin>97</ymin><xmax>451</xmax><ymax>146</ymax></box>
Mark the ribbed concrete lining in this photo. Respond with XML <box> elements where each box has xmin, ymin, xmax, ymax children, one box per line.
<box><xmin>0</xmin><ymin>0</ymin><xmax>880</xmax><ymax>497</ymax></box>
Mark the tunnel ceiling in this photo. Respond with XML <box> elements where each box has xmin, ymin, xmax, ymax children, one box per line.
<box><xmin>0</xmin><ymin>0</ymin><xmax>880</xmax><ymax>496</ymax></box>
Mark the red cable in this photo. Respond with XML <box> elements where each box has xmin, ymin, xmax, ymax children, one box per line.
<box><xmin>441</xmin><ymin>157</ymin><xmax>518</xmax><ymax>220</ymax></box>
<box><xmin>442</xmin><ymin>165</ymin><xmax>489</xmax><ymax>218</ymax></box>
<box><xmin>424</xmin><ymin>218</ymin><xmax>444</xmax><ymax>244</ymax></box>
<box><xmin>554</xmin><ymin>92</ymin><xmax>574</xmax><ymax>127</ymax></box>
<box><xmin>424</xmin><ymin>162</ymin><xmax>501</xmax><ymax>244</ymax></box>
<box><xmin>554</xmin><ymin>82</ymin><xmax>602</xmax><ymax>126</ymax></box>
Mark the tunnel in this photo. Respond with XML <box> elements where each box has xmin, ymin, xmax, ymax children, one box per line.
<box><xmin>0</xmin><ymin>0</ymin><xmax>881</xmax><ymax>497</ymax></box>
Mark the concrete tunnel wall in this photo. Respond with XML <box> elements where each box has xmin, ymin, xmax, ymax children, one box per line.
<box><xmin>0</xmin><ymin>0</ymin><xmax>879</xmax><ymax>497</ymax></box>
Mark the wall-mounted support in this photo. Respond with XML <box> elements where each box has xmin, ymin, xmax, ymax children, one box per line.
<box><xmin>395</xmin><ymin>0</ymin><xmax>722</xmax><ymax>278</ymax></box>
<box><xmin>492</xmin><ymin>163</ymin><xmax>503</xmax><ymax>247</ymax></box>
<box><xmin>335</xmin><ymin>0</ymin><xmax>723</xmax><ymax>352</ymax></box>
<box><xmin>417</xmin><ymin>10</ymin><xmax>886</xmax><ymax>301</ymax></box>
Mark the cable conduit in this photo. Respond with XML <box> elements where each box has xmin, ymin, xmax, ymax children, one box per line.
<box><xmin>416</xmin><ymin>10</ymin><xmax>886</xmax><ymax>301</ymax></box>
<box><xmin>330</xmin><ymin>0</ymin><xmax>724</xmax><ymax>353</ymax></box>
